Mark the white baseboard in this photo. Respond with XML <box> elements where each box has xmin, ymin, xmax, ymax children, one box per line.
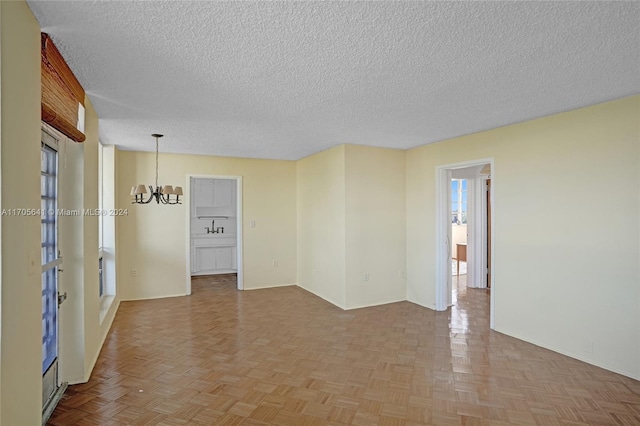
<box><xmin>345</xmin><ymin>297</ymin><xmax>406</xmax><ymax>311</ymax></box>
<box><xmin>295</xmin><ymin>285</ymin><xmax>346</xmax><ymax>310</ymax></box>
<box><xmin>244</xmin><ymin>282</ymin><xmax>297</xmax><ymax>291</ymax></box>
<box><xmin>121</xmin><ymin>293</ymin><xmax>188</xmax><ymax>302</ymax></box>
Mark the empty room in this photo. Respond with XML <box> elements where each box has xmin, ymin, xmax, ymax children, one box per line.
<box><xmin>1</xmin><ymin>1</ymin><xmax>639</xmax><ymax>425</ymax></box>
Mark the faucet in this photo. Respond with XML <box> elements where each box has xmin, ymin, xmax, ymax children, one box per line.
<box><xmin>205</xmin><ymin>219</ymin><xmax>224</xmax><ymax>234</ymax></box>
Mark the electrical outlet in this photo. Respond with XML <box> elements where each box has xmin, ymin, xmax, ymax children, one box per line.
<box><xmin>131</xmin><ymin>268</ymin><xmax>138</xmax><ymax>277</ymax></box>
<box><xmin>273</xmin><ymin>260</ymin><xmax>278</xmax><ymax>267</ymax></box>
<box><xmin>364</xmin><ymin>272</ymin><xmax>370</xmax><ymax>281</ymax></box>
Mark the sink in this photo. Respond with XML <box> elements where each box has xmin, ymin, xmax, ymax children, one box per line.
<box><xmin>192</xmin><ymin>233</ymin><xmax>237</xmax><ymax>248</ymax></box>
<box><xmin>192</xmin><ymin>233</ymin><xmax>236</xmax><ymax>239</ymax></box>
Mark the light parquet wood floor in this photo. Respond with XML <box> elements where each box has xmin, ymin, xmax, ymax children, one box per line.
<box><xmin>48</xmin><ymin>274</ymin><xmax>640</xmax><ymax>425</ymax></box>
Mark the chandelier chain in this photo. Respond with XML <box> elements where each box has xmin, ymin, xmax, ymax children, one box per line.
<box><xmin>155</xmin><ymin>136</ymin><xmax>159</xmax><ymax>189</ymax></box>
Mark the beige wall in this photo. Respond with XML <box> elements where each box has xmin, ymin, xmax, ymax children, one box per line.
<box><xmin>116</xmin><ymin>151</ymin><xmax>297</xmax><ymax>300</ymax></box>
<box><xmin>55</xmin><ymin>101</ymin><xmax>115</xmax><ymax>383</ymax></box>
<box><xmin>406</xmin><ymin>95</ymin><xmax>640</xmax><ymax>379</ymax></box>
<box><xmin>82</xmin><ymin>100</ymin><xmax>100</xmax><ymax>373</ymax></box>
<box><xmin>0</xmin><ymin>1</ymin><xmax>42</xmax><ymax>423</ymax></box>
<box><xmin>57</xmin><ymin>132</ymin><xmax>86</xmax><ymax>383</ymax></box>
<box><xmin>52</xmin><ymin>79</ymin><xmax>119</xmax><ymax>389</ymax></box>
<box><xmin>297</xmin><ymin>144</ymin><xmax>407</xmax><ymax>310</ymax></box>
<box><xmin>344</xmin><ymin>145</ymin><xmax>406</xmax><ymax>309</ymax></box>
<box><xmin>296</xmin><ymin>146</ymin><xmax>347</xmax><ymax>307</ymax></box>
<box><xmin>82</xmin><ymin>99</ymin><xmax>119</xmax><ymax>380</ymax></box>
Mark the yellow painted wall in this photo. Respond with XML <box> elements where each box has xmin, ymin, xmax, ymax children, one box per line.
<box><xmin>83</xmin><ymin>101</ymin><xmax>99</xmax><ymax>373</ymax></box>
<box><xmin>297</xmin><ymin>144</ymin><xmax>407</xmax><ymax>310</ymax></box>
<box><xmin>51</xmin><ymin>83</ymin><xmax>119</xmax><ymax>389</ymax></box>
<box><xmin>116</xmin><ymin>151</ymin><xmax>297</xmax><ymax>300</ymax></box>
<box><xmin>0</xmin><ymin>1</ymin><xmax>42</xmax><ymax>423</ymax></box>
<box><xmin>57</xmin><ymin>132</ymin><xmax>86</xmax><ymax>384</ymax></box>
<box><xmin>344</xmin><ymin>145</ymin><xmax>406</xmax><ymax>309</ymax></box>
<box><xmin>297</xmin><ymin>146</ymin><xmax>347</xmax><ymax>308</ymax></box>
<box><xmin>406</xmin><ymin>95</ymin><xmax>640</xmax><ymax>379</ymax></box>
<box><xmin>82</xmin><ymin>99</ymin><xmax>119</xmax><ymax>380</ymax></box>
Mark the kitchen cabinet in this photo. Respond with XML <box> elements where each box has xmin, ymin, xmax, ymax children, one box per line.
<box><xmin>194</xmin><ymin>179</ymin><xmax>214</xmax><ymax>207</ymax></box>
<box><xmin>213</xmin><ymin>180</ymin><xmax>234</xmax><ymax>212</ymax></box>
<box><xmin>193</xmin><ymin>178</ymin><xmax>236</xmax><ymax>217</ymax></box>
<box><xmin>191</xmin><ymin>236</ymin><xmax>237</xmax><ymax>275</ymax></box>
<box><xmin>193</xmin><ymin>246</ymin><xmax>236</xmax><ymax>273</ymax></box>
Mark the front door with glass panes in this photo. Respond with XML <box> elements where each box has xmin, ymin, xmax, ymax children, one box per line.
<box><xmin>41</xmin><ymin>130</ymin><xmax>64</xmax><ymax>412</ymax></box>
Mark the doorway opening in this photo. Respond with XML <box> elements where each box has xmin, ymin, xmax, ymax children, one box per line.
<box><xmin>450</xmin><ymin>177</ymin><xmax>467</xmax><ymax>305</ymax></box>
<box><xmin>436</xmin><ymin>159</ymin><xmax>495</xmax><ymax>328</ymax></box>
<box><xmin>185</xmin><ymin>175</ymin><xmax>243</xmax><ymax>294</ymax></box>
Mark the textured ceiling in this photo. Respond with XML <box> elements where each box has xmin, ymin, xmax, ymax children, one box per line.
<box><xmin>27</xmin><ymin>1</ymin><xmax>640</xmax><ymax>160</ymax></box>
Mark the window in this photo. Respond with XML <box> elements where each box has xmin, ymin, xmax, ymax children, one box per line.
<box><xmin>41</xmin><ymin>141</ymin><xmax>59</xmax><ymax>375</ymax></box>
<box><xmin>452</xmin><ymin>179</ymin><xmax>467</xmax><ymax>224</ymax></box>
<box><xmin>97</xmin><ymin>142</ymin><xmax>117</xmax><ymax>323</ymax></box>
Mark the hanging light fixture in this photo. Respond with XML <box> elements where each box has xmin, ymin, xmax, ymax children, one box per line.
<box><xmin>130</xmin><ymin>134</ymin><xmax>183</xmax><ymax>204</ymax></box>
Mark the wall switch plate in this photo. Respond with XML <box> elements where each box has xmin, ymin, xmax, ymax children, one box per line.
<box><xmin>250</xmin><ymin>220</ymin><xmax>256</xmax><ymax>228</ymax></box>
<box><xmin>131</xmin><ymin>268</ymin><xmax>138</xmax><ymax>277</ymax></box>
<box><xmin>364</xmin><ymin>273</ymin><xmax>370</xmax><ymax>281</ymax></box>
<box><xmin>273</xmin><ymin>260</ymin><xmax>278</xmax><ymax>267</ymax></box>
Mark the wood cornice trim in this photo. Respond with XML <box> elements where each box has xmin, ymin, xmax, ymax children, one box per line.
<box><xmin>41</xmin><ymin>103</ymin><xmax>86</xmax><ymax>143</ymax></box>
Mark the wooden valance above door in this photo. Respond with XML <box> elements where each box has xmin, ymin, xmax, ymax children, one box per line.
<box><xmin>41</xmin><ymin>33</ymin><xmax>86</xmax><ymax>143</ymax></box>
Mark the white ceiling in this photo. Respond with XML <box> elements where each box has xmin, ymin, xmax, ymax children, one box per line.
<box><xmin>27</xmin><ymin>1</ymin><xmax>640</xmax><ymax>160</ymax></box>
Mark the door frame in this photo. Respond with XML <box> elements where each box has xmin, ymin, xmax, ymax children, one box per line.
<box><xmin>185</xmin><ymin>174</ymin><xmax>243</xmax><ymax>294</ymax></box>
<box><xmin>41</xmin><ymin>127</ymin><xmax>68</xmax><ymax>422</ymax></box>
<box><xmin>435</xmin><ymin>158</ymin><xmax>495</xmax><ymax>328</ymax></box>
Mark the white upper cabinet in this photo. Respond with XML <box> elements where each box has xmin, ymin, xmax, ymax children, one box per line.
<box><xmin>213</xmin><ymin>179</ymin><xmax>235</xmax><ymax>215</ymax></box>
<box><xmin>194</xmin><ymin>178</ymin><xmax>236</xmax><ymax>217</ymax></box>
<box><xmin>194</xmin><ymin>179</ymin><xmax>215</xmax><ymax>207</ymax></box>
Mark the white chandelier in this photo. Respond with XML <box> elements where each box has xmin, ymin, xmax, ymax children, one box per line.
<box><xmin>130</xmin><ymin>134</ymin><xmax>183</xmax><ymax>204</ymax></box>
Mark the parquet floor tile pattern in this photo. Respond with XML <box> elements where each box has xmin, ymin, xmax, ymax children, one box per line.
<box><xmin>48</xmin><ymin>274</ymin><xmax>640</xmax><ymax>425</ymax></box>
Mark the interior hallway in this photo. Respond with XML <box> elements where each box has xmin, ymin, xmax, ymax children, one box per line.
<box><xmin>47</xmin><ymin>275</ymin><xmax>640</xmax><ymax>425</ymax></box>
